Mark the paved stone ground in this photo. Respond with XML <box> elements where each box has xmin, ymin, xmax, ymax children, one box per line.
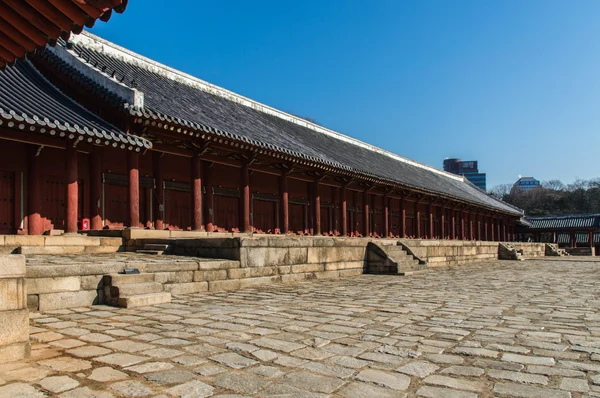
<box><xmin>2</xmin><ymin>258</ymin><xmax>600</xmax><ymax>397</ymax></box>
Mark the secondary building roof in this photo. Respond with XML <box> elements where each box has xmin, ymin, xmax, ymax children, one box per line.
<box><xmin>0</xmin><ymin>59</ymin><xmax>150</xmax><ymax>150</ymax></box>
<box><xmin>50</xmin><ymin>32</ymin><xmax>521</xmax><ymax>215</ymax></box>
<box><xmin>0</xmin><ymin>0</ymin><xmax>127</xmax><ymax>69</ymax></box>
<box><xmin>526</xmin><ymin>214</ymin><xmax>600</xmax><ymax>230</ymax></box>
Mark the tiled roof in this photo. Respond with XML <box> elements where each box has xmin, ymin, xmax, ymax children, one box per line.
<box><xmin>0</xmin><ymin>59</ymin><xmax>150</xmax><ymax>150</ymax></box>
<box><xmin>527</xmin><ymin>214</ymin><xmax>600</xmax><ymax>230</ymax></box>
<box><xmin>0</xmin><ymin>0</ymin><xmax>127</xmax><ymax>69</ymax></box>
<box><xmin>55</xmin><ymin>32</ymin><xmax>521</xmax><ymax>215</ymax></box>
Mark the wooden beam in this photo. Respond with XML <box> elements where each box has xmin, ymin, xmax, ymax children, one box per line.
<box><xmin>3</xmin><ymin>1</ymin><xmax>62</xmax><ymax>39</ymax></box>
<box><xmin>0</xmin><ymin>128</ymin><xmax>66</xmax><ymax>149</ymax></box>
<box><xmin>24</xmin><ymin>0</ymin><xmax>75</xmax><ymax>32</ymax></box>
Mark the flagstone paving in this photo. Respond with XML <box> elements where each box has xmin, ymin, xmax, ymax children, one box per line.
<box><xmin>2</xmin><ymin>258</ymin><xmax>600</xmax><ymax>397</ymax></box>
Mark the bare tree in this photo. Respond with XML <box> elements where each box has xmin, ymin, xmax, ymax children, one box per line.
<box><xmin>489</xmin><ymin>184</ymin><xmax>512</xmax><ymax>200</ymax></box>
<box><xmin>542</xmin><ymin>179</ymin><xmax>565</xmax><ymax>191</ymax></box>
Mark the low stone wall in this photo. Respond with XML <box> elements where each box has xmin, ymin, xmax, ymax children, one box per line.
<box><xmin>399</xmin><ymin>239</ymin><xmax>499</xmax><ymax>267</ymax></box>
<box><xmin>565</xmin><ymin>247</ymin><xmax>596</xmax><ymax>256</ymax></box>
<box><xmin>0</xmin><ymin>255</ymin><xmax>30</xmax><ymax>362</ymax></box>
<box><xmin>0</xmin><ymin>234</ymin><xmax>124</xmax><ymax>254</ymax></box>
<box><xmin>511</xmin><ymin>242</ymin><xmax>546</xmax><ymax>258</ymax></box>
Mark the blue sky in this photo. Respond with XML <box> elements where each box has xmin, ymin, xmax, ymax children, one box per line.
<box><xmin>90</xmin><ymin>1</ymin><xmax>600</xmax><ymax>188</ymax></box>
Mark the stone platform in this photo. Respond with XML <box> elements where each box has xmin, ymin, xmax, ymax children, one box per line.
<box><xmin>2</xmin><ymin>258</ymin><xmax>600</xmax><ymax>397</ymax></box>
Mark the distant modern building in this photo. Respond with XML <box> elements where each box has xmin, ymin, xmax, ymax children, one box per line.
<box><xmin>443</xmin><ymin>158</ymin><xmax>487</xmax><ymax>191</ymax></box>
<box><xmin>513</xmin><ymin>177</ymin><xmax>540</xmax><ymax>193</ymax></box>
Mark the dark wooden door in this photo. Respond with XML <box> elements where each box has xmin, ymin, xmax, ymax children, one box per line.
<box><xmin>104</xmin><ymin>183</ymin><xmax>128</xmax><ymax>228</ymax></box>
<box><xmin>214</xmin><ymin>195</ymin><xmax>239</xmax><ymax>232</ymax></box>
<box><xmin>320</xmin><ymin>206</ymin><xmax>332</xmax><ymax>235</ymax></box>
<box><xmin>0</xmin><ymin>171</ymin><xmax>15</xmax><ymax>233</ymax></box>
<box><xmin>253</xmin><ymin>199</ymin><xmax>277</xmax><ymax>233</ymax></box>
<box><xmin>165</xmin><ymin>189</ymin><xmax>192</xmax><ymax>230</ymax></box>
<box><xmin>42</xmin><ymin>175</ymin><xmax>65</xmax><ymax>231</ymax></box>
<box><xmin>289</xmin><ymin>203</ymin><xmax>306</xmax><ymax>234</ymax></box>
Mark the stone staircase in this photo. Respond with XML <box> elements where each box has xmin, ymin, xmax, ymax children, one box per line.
<box><xmin>545</xmin><ymin>243</ymin><xmax>568</xmax><ymax>257</ymax></box>
<box><xmin>136</xmin><ymin>243</ymin><xmax>171</xmax><ymax>255</ymax></box>
<box><xmin>103</xmin><ymin>273</ymin><xmax>171</xmax><ymax>308</ymax></box>
<box><xmin>498</xmin><ymin>243</ymin><xmax>524</xmax><ymax>261</ymax></box>
<box><xmin>367</xmin><ymin>242</ymin><xmax>429</xmax><ymax>276</ymax></box>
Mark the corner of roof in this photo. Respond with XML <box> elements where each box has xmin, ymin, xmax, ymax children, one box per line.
<box><xmin>52</xmin><ymin>35</ymin><xmax>144</xmax><ymax>109</ymax></box>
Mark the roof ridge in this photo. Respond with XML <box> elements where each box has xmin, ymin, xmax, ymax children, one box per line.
<box><xmin>71</xmin><ymin>31</ymin><xmax>464</xmax><ymax>183</ymax></box>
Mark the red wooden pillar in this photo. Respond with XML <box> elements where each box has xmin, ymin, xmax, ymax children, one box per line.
<box><xmin>384</xmin><ymin>193</ymin><xmax>389</xmax><ymax>238</ymax></box>
<box><xmin>312</xmin><ymin>180</ymin><xmax>321</xmax><ymax>235</ymax></box>
<box><xmin>333</xmin><ymin>187</ymin><xmax>340</xmax><ymax>236</ymax></box>
<box><xmin>128</xmin><ymin>151</ymin><xmax>140</xmax><ymax>228</ymax></box>
<box><xmin>341</xmin><ymin>185</ymin><xmax>347</xmax><ymax>236</ymax></box>
<box><xmin>477</xmin><ymin>214</ymin><xmax>482</xmax><ymax>240</ymax></box>
<box><xmin>90</xmin><ymin>148</ymin><xmax>103</xmax><ymax>230</ymax></box>
<box><xmin>204</xmin><ymin>162</ymin><xmax>213</xmax><ymax>232</ymax></box>
<box><xmin>280</xmin><ymin>174</ymin><xmax>289</xmax><ymax>234</ymax></box>
<box><xmin>415</xmin><ymin>201</ymin><xmax>421</xmax><ymax>238</ymax></box>
<box><xmin>28</xmin><ymin>147</ymin><xmax>42</xmax><ymax>235</ymax></box>
<box><xmin>451</xmin><ymin>209</ymin><xmax>456</xmax><ymax>239</ymax></box>
<box><xmin>153</xmin><ymin>152</ymin><xmax>164</xmax><ymax>230</ymax></box>
<box><xmin>401</xmin><ymin>198</ymin><xmax>406</xmax><ymax>238</ymax></box>
<box><xmin>468</xmin><ymin>212</ymin><xmax>473</xmax><ymax>240</ymax></box>
<box><xmin>241</xmin><ymin>164</ymin><xmax>251</xmax><ymax>233</ymax></box>
<box><xmin>441</xmin><ymin>207</ymin><xmax>446</xmax><ymax>239</ymax></box>
<box><xmin>65</xmin><ymin>144</ymin><xmax>78</xmax><ymax>233</ymax></box>
<box><xmin>461</xmin><ymin>211</ymin><xmax>466</xmax><ymax>240</ymax></box>
<box><xmin>588</xmin><ymin>231</ymin><xmax>594</xmax><ymax>248</ymax></box>
<box><xmin>502</xmin><ymin>220</ymin><xmax>507</xmax><ymax>242</ymax></box>
<box><xmin>483</xmin><ymin>216</ymin><xmax>488</xmax><ymax>241</ymax></box>
<box><xmin>428</xmin><ymin>203</ymin><xmax>433</xmax><ymax>239</ymax></box>
<box><xmin>192</xmin><ymin>155</ymin><xmax>203</xmax><ymax>231</ymax></box>
<box><xmin>363</xmin><ymin>190</ymin><xmax>369</xmax><ymax>237</ymax></box>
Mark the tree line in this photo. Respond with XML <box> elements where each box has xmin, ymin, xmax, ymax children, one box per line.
<box><xmin>489</xmin><ymin>178</ymin><xmax>600</xmax><ymax>216</ymax></box>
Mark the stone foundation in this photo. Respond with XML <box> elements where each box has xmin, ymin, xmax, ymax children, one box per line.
<box><xmin>0</xmin><ymin>255</ymin><xmax>30</xmax><ymax>362</ymax></box>
<box><xmin>565</xmin><ymin>247</ymin><xmax>596</xmax><ymax>256</ymax></box>
<box><xmin>0</xmin><ymin>234</ymin><xmax>124</xmax><ymax>255</ymax></box>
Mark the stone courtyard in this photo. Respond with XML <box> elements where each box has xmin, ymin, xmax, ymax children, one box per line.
<box><xmin>1</xmin><ymin>258</ymin><xmax>600</xmax><ymax>397</ymax></box>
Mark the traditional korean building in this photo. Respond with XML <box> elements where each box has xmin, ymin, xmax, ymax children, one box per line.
<box><xmin>0</xmin><ymin>31</ymin><xmax>523</xmax><ymax>240</ymax></box>
<box><xmin>519</xmin><ymin>214</ymin><xmax>600</xmax><ymax>251</ymax></box>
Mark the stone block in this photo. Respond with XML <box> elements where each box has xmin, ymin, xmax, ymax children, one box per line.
<box><xmin>38</xmin><ymin>290</ymin><xmax>99</xmax><ymax>311</ymax></box>
<box><xmin>242</xmin><ymin>247</ymin><xmax>288</xmax><ymax>268</ymax></box>
<box><xmin>0</xmin><ymin>255</ymin><xmax>25</xmax><ymax>279</ymax></box>
<box><xmin>277</xmin><ymin>265</ymin><xmax>292</xmax><ymax>274</ymax></box>
<box><xmin>0</xmin><ymin>341</ymin><xmax>30</xmax><ymax>364</ymax></box>
<box><xmin>123</xmin><ymin>229</ymin><xmax>170</xmax><ymax>240</ymax></box>
<box><xmin>307</xmin><ymin>247</ymin><xmax>366</xmax><ymax>264</ymax></box>
<box><xmin>80</xmin><ymin>275</ymin><xmax>104</xmax><ymax>291</ymax></box>
<box><xmin>4</xmin><ymin>235</ymin><xmax>44</xmax><ymax>247</ymax></box>
<box><xmin>0</xmin><ymin>278</ymin><xmax>26</xmax><ymax>311</ymax></box>
<box><xmin>163</xmin><ymin>282</ymin><xmax>208</xmax><ymax>295</ymax></box>
<box><xmin>0</xmin><ymin>309</ymin><xmax>29</xmax><ymax>345</ymax></box>
<box><xmin>45</xmin><ymin>236</ymin><xmax>100</xmax><ymax>246</ymax></box>
<box><xmin>291</xmin><ymin>264</ymin><xmax>324</xmax><ymax>274</ymax></box>
<box><xmin>287</xmin><ymin>248</ymin><xmax>308</xmax><ymax>265</ymax></box>
<box><xmin>239</xmin><ymin>237</ymin><xmax>269</xmax><ymax>247</ymax></box>
<box><xmin>280</xmin><ymin>273</ymin><xmax>317</xmax><ymax>284</ymax></box>
<box><xmin>315</xmin><ymin>270</ymin><xmax>341</xmax><ymax>279</ymax></box>
<box><xmin>139</xmin><ymin>262</ymin><xmax>199</xmax><ymax>273</ymax></box>
<box><xmin>313</xmin><ymin>238</ymin><xmax>335</xmax><ymax>247</ymax></box>
<box><xmin>238</xmin><ymin>276</ymin><xmax>282</xmax><ymax>289</ymax></box>
<box><xmin>324</xmin><ymin>261</ymin><xmax>364</xmax><ymax>271</ymax></box>
<box><xmin>265</xmin><ymin>237</ymin><xmax>309</xmax><ymax>248</ymax></box>
<box><xmin>227</xmin><ymin>267</ymin><xmax>277</xmax><ymax>280</ymax></box>
<box><xmin>208</xmin><ymin>279</ymin><xmax>241</xmax><ymax>292</ymax></box>
<box><xmin>19</xmin><ymin>245</ymin><xmax>85</xmax><ymax>255</ymax></box>
<box><xmin>0</xmin><ymin>235</ymin><xmax>4</xmax><ymax>245</ymax></box>
<box><xmin>84</xmin><ymin>246</ymin><xmax>123</xmax><ymax>254</ymax></box>
<box><xmin>194</xmin><ymin>270</ymin><xmax>228</xmax><ymax>282</ymax></box>
<box><xmin>169</xmin><ymin>231</ymin><xmax>208</xmax><ymax>238</ymax></box>
<box><xmin>100</xmin><ymin>237</ymin><xmax>124</xmax><ymax>246</ymax></box>
<box><xmin>153</xmin><ymin>271</ymin><xmax>194</xmax><ymax>284</ymax></box>
<box><xmin>27</xmin><ymin>277</ymin><xmax>81</xmax><ymax>295</ymax></box>
<box><xmin>338</xmin><ymin>269</ymin><xmax>364</xmax><ymax>278</ymax></box>
<box><xmin>197</xmin><ymin>260</ymin><xmax>240</xmax><ymax>270</ymax></box>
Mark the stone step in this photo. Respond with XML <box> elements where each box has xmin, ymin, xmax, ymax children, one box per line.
<box><xmin>136</xmin><ymin>250</ymin><xmax>163</xmax><ymax>255</ymax></box>
<box><xmin>398</xmin><ymin>268</ymin><xmax>431</xmax><ymax>276</ymax></box>
<box><xmin>111</xmin><ymin>282</ymin><xmax>163</xmax><ymax>297</ymax></box>
<box><xmin>117</xmin><ymin>292</ymin><xmax>172</xmax><ymax>308</ymax></box>
<box><xmin>144</xmin><ymin>244</ymin><xmax>170</xmax><ymax>251</ymax></box>
<box><xmin>104</xmin><ymin>274</ymin><xmax>155</xmax><ymax>286</ymax></box>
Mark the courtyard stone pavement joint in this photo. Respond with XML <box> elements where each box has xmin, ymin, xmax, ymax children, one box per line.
<box><xmin>1</xmin><ymin>259</ymin><xmax>600</xmax><ymax>397</ymax></box>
